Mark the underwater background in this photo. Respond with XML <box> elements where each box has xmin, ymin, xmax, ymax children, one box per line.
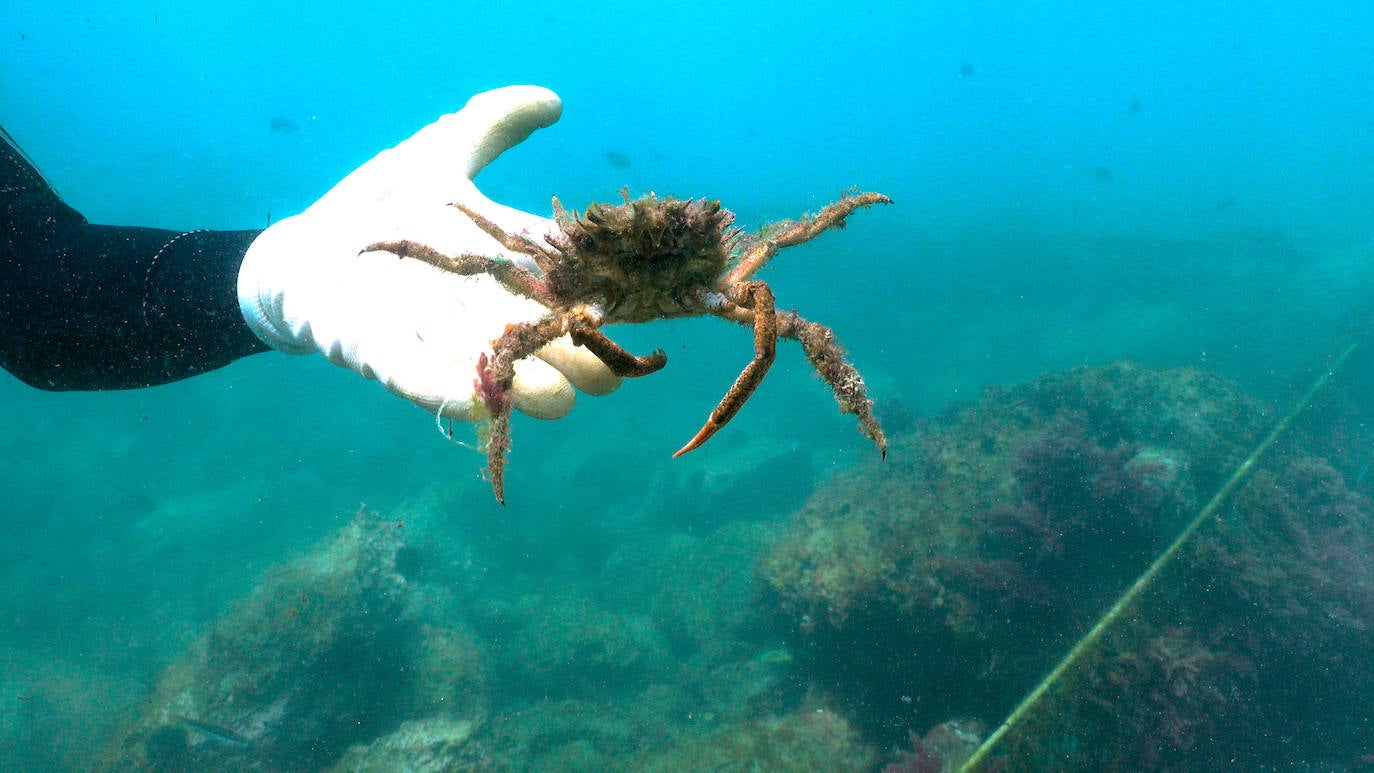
<box><xmin>4</xmin><ymin>1</ymin><xmax>1374</xmax><ymax>769</ymax></box>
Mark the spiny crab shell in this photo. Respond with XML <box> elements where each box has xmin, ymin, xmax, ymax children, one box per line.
<box><xmin>545</xmin><ymin>194</ymin><xmax>739</xmax><ymax>323</ymax></box>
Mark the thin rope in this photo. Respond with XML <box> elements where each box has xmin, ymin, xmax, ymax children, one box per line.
<box><xmin>435</xmin><ymin>398</ymin><xmax>481</xmax><ymax>452</ymax></box>
<box><xmin>960</xmin><ymin>341</ymin><xmax>1360</xmax><ymax>772</ymax></box>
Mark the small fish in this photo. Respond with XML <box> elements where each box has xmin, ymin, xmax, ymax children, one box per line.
<box><xmin>176</xmin><ymin>715</ymin><xmax>250</xmax><ymax>747</ymax></box>
<box><xmin>756</xmin><ymin>649</ymin><xmax>793</xmax><ymax>666</ymax></box>
<box><xmin>603</xmin><ymin>150</ymin><xmax>632</xmax><ymax>169</ymax></box>
<box><xmin>268</xmin><ymin>116</ymin><xmax>298</xmax><ymax>135</ymax></box>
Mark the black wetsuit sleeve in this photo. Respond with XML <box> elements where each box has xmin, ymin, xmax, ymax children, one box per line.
<box><xmin>0</xmin><ymin>128</ymin><xmax>271</xmax><ymax>390</ymax></box>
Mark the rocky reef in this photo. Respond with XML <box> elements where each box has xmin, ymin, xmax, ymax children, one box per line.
<box><xmin>99</xmin><ymin>509</ymin><xmax>487</xmax><ymax>771</ymax></box>
<box><xmin>91</xmin><ymin>502</ymin><xmax>875</xmax><ymax>770</ymax></box>
<box><xmin>761</xmin><ymin>361</ymin><xmax>1374</xmax><ymax>769</ymax></box>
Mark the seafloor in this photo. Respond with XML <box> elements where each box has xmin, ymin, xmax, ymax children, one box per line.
<box><xmin>64</xmin><ymin>359</ymin><xmax>1374</xmax><ymax>771</ymax></box>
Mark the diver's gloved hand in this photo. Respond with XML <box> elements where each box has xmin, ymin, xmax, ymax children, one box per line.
<box><xmin>237</xmin><ymin>86</ymin><xmax>619</xmax><ymax>421</ymax></box>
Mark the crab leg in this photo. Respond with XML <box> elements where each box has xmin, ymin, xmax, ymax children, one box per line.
<box><xmin>725</xmin><ymin>191</ymin><xmax>892</xmax><ymax>285</ymax></box>
<box><xmin>365</xmin><ymin>239</ymin><xmax>550</xmax><ymax>302</ymax></box>
<box><xmin>674</xmin><ymin>281</ymin><xmax>777</xmax><ymax>457</ymax></box>
<box><xmin>571</xmin><ymin>326</ymin><xmax>668</xmax><ymax>377</ymax></box>
<box><xmin>776</xmin><ymin>311</ymin><xmax>887</xmax><ymax>458</ymax></box>
<box><xmin>452</xmin><ymin>203</ymin><xmax>560</xmax><ymax>273</ymax></box>
<box><xmin>481</xmin><ymin>313</ymin><xmax>575</xmax><ymax>503</ymax></box>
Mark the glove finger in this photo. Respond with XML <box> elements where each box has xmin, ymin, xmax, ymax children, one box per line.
<box><xmin>376</xmin><ymin>357</ymin><xmax>481</xmax><ymax>423</ymax></box>
<box><xmin>534</xmin><ymin>336</ymin><xmax>622</xmax><ymax>396</ymax></box>
<box><xmin>314</xmin><ymin>87</ymin><xmax>562</xmax><ymax>214</ymax></box>
<box><xmin>453</xmin><ymin>86</ymin><xmax>564</xmax><ymax>180</ymax></box>
<box><xmin>374</xmin><ymin>351</ymin><xmax>575</xmax><ymax>423</ymax></box>
<box><xmin>508</xmin><ymin>356</ymin><xmax>577</xmax><ymax>419</ymax></box>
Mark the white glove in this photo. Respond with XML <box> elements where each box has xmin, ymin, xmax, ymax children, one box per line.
<box><xmin>237</xmin><ymin>86</ymin><xmax>619</xmax><ymax>421</ymax></box>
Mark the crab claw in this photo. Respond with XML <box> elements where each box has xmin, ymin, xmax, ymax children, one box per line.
<box><xmin>673</xmin><ymin>422</ymin><xmax>721</xmax><ymax>458</ymax></box>
<box><xmin>673</xmin><ymin>280</ymin><xmax>778</xmax><ymax>459</ymax></box>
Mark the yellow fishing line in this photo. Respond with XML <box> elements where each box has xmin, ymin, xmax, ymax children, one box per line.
<box><xmin>960</xmin><ymin>341</ymin><xmax>1360</xmax><ymax>772</ymax></box>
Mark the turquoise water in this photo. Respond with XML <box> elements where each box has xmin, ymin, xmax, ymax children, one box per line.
<box><xmin>3</xmin><ymin>2</ymin><xmax>1374</xmax><ymax>769</ymax></box>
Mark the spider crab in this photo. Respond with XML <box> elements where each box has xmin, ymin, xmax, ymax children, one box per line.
<box><xmin>371</xmin><ymin>189</ymin><xmax>890</xmax><ymax>502</ymax></box>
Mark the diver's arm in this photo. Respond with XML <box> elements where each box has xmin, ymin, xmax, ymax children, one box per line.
<box><xmin>3</xmin><ymin>88</ymin><xmax>620</xmax><ymax>437</ymax></box>
<box><xmin>0</xmin><ymin>126</ymin><xmax>270</xmax><ymax>390</ymax></box>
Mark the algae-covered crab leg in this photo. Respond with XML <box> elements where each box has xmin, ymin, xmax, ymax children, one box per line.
<box><xmin>725</xmin><ymin>192</ymin><xmax>892</xmax><ymax>285</ymax></box>
<box><xmin>778</xmin><ymin>311</ymin><xmax>887</xmax><ymax>458</ymax></box>
<box><xmin>478</xmin><ymin>313</ymin><xmax>573</xmax><ymax>503</ymax></box>
<box><xmin>569</xmin><ymin>324</ymin><xmax>668</xmax><ymax>377</ymax></box>
<box><xmin>364</xmin><ymin>239</ymin><xmax>550</xmax><ymax>302</ymax></box>
<box><xmin>478</xmin><ymin>307</ymin><xmax>668</xmax><ymax>503</ymax></box>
